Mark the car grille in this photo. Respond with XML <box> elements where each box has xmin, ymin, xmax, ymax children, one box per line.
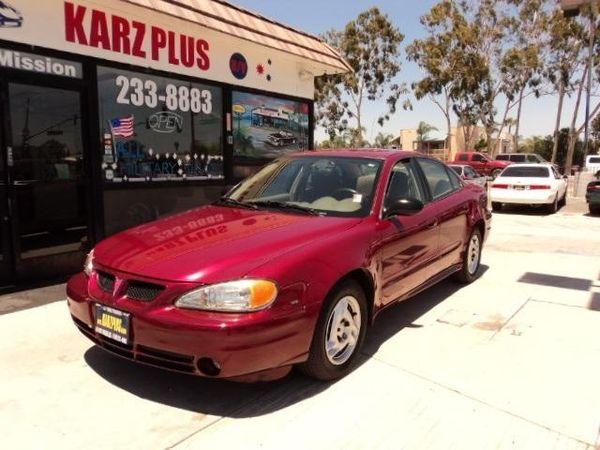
<box><xmin>71</xmin><ymin>316</ymin><xmax>196</xmax><ymax>374</ymax></box>
<box><xmin>97</xmin><ymin>271</ymin><xmax>115</xmax><ymax>294</ymax></box>
<box><xmin>126</xmin><ymin>281</ymin><xmax>164</xmax><ymax>302</ymax></box>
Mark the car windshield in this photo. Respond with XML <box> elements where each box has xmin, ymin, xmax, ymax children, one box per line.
<box><xmin>500</xmin><ymin>166</ymin><xmax>550</xmax><ymax>178</ymax></box>
<box><xmin>225</xmin><ymin>156</ymin><xmax>382</xmax><ymax>217</ymax></box>
<box><xmin>449</xmin><ymin>166</ymin><xmax>463</xmax><ymax>175</ymax></box>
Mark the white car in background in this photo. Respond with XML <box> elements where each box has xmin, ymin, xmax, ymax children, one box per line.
<box><xmin>490</xmin><ymin>164</ymin><xmax>568</xmax><ymax>214</ymax></box>
<box><xmin>585</xmin><ymin>155</ymin><xmax>600</xmax><ymax>174</ymax></box>
<box><xmin>448</xmin><ymin>164</ymin><xmax>487</xmax><ymax>187</ymax></box>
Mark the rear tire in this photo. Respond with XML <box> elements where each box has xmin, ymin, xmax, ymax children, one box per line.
<box><xmin>547</xmin><ymin>196</ymin><xmax>558</xmax><ymax>214</ymax></box>
<box><xmin>453</xmin><ymin>228</ymin><xmax>483</xmax><ymax>284</ymax></box>
<box><xmin>300</xmin><ymin>279</ymin><xmax>368</xmax><ymax>381</ymax></box>
<box><xmin>491</xmin><ymin>202</ymin><xmax>502</xmax><ymax>212</ymax></box>
<box><xmin>590</xmin><ymin>204</ymin><xmax>600</xmax><ymax>216</ymax></box>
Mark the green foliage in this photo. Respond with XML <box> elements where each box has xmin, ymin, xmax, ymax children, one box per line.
<box><xmin>373</xmin><ymin>132</ymin><xmax>395</xmax><ymax>148</ymax></box>
<box><xmin>520</xmin><ymin>129</ymin><xmax>586</xmax><ymax>168</ymax></box>
<box><xmin>416</xmin><ymin>121</ymin><xmax>438</xmax><ymax>145</ymax></box>
<box><xmin>315</xmin><ymin>7</ymin><xmax>410</xmax><ymax>143</ymax></box>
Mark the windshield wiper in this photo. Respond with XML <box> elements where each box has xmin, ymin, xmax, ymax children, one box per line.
<box><xmin>213</xmin><ymin>197</ymin><xmax>259</xmax><ymax>210</ymax></box>
<box><xmin>251</xmin><ymin>200</ymin><xmax>323</xmax><ymax>216</ymax></box>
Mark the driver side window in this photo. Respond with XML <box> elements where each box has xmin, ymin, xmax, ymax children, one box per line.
<box><xmin>384</xmin><ymin>160</ymin><xmax>425</xmax><ymax>206</ymax></box>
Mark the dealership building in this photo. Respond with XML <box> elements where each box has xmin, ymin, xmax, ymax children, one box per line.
<box><xmin>0</xmin><ymin>0</ymin><xmax>349</xmax><ymax>287</ymax></box>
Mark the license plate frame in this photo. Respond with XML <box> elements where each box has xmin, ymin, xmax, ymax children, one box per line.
<box><xmin>94</xmin><ymin>304</ymin><xmax>131</xmax><ymax>345</ymax></box>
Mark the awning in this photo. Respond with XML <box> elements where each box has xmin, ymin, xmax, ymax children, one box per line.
<box><xmin>121</xmin><ymin>0</ymin><xmax>352</xmax><ymax>74</ymax></box>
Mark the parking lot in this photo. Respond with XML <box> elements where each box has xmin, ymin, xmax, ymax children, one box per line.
<box><xmin>1</xmin><ymin>197</ymin><xmax>599</xmax><ymax>450</ymax></box>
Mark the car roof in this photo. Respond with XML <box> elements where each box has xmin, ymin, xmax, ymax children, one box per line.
<box><xmin>290</xmin><ymin>149</ymin><xmax>420</xmax><ymax>160</ymax></box>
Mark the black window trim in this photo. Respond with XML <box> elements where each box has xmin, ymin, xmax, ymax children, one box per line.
<box><xmin>414</xmin><ymin>157</ymin><xmax>462</xmax><ymax>202</ymax></box>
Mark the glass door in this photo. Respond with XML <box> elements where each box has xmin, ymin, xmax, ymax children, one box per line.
<box><xmin>6</xmin><ymin>82</ymin><xmax>89</xmax><ymax>281</ymax></box>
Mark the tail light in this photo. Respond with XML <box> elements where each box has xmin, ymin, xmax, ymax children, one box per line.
<box><xmin>492</xmin><ymin>184</ymin><xmax>509</xmax><ymax>189</ymax></box>
<box><xmin>529</xmin><ymin>185</ymin><xmax>551</xmax><ymax>190</ymax></box>
<box><xmin>588</xmin><ymin>183</ymin><xmax>600</xmax><ymax>191</ymax></box>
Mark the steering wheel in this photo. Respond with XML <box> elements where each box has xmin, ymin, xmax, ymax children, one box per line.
<box><xmin>332</xmin><ymin>188</ymin><xmax>359</xmax><ymax>201</ymax></box>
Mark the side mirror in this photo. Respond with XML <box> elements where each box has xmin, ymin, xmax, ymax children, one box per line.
<box><xmin>384</xmin><ymin>198</ymin><xmax>424</xmax><ymax>218</ymax></box>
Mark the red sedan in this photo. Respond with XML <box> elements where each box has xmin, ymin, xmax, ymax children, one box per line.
<box><xmin>67</xmin><ymin>150</ymin><xmax>491</xmax><ymax>381</ymax></box>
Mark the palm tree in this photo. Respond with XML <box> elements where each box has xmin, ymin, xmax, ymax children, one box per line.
<box><xmin>416</xmin><ymin>121</ymin><xmax>438</xmax><ymax>150</ymax></box>
<box><xmin>373</xmin><ymin>132</ymin><xmax>395</xmax><ymax>149</ymax></box>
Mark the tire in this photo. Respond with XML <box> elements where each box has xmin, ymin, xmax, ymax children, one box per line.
<box><xmin>559</xmin><ymin>193</ymin><xmax>567</xmax><ymax>208</ymax></box>
<box><xmin>590</xmin><ymin>204</ymin><xmax>600</xmax><ymax>216</ymax></box>
<box><xmin>453</xmin><ymin>228</ymin><xmax>483</xmax><ymax>284</ymax></box>
<box><xmin>491</xmin><ymin>169</ymin><xmax>503</xmax><ymax>179</ymax></box>
<box><xmin>547</xmin><ymin>196</ymin><xmax>558</xmax><ymax>214</ymax></box>
<box><xmin>300</xmin><ymin>279</ymin><xmax>368</xmax><ymax>381</ymax></box>
<box><xmin>491</xmin><ymin>202</ymin><xmax>502</xmax><ymax>212</ymax></box>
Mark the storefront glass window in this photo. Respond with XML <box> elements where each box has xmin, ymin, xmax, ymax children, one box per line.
<box><xmin>232</xmin><ymin>91</ymin><xmax>310</xmax><ymax>161</ymax></box>
<box><xmin>97</xmin><ymin>66</ymin><xmax>223</xmax><ymax>182</ymax></box>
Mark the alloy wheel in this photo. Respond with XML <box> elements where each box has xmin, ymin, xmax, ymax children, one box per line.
<box><xmin>324</xmin><ymin>295</ymin><xmax>362</xmax><ymax>365</ymax></box>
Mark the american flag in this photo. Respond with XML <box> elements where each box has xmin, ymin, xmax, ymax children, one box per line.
<box><xmin>110</xmin><ymin>115</ymin><xmax>134</xmax><ymax>138</ymax></box>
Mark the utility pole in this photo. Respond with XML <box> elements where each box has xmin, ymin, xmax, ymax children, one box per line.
<box><xmin>583</xmin><ymin>1</ymin><xmax>598</xmax><ymax>165</ymax></box>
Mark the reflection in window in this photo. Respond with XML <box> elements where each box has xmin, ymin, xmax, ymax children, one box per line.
<box><xmin>97</xmin><ymin>66</ymin><xmax>223</xmax><ymax>182</ymax></box>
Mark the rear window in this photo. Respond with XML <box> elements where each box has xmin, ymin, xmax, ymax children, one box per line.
<box><xmin>510</xmin><ymin>155</ymin><xmax>527</xmax><ymax>162</ymax></box>
<box><xmin>589</xmin><ymin>156</ymin><xmax>600</xmax><ymax>164</ymax></box>
<box><xmin>500</xmin><ymin>166</ymin><xmax>550</xmax><ymax>178</ymax></box>
<box><xmin>496</xmin><ymin>155</ymin><xmax>509</xmax><ymax>161</ymax></box>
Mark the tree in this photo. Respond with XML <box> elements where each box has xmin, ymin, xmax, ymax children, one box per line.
<box><xmin>373</xmin><ymin>132</ymin><xmax>395</xmax><ymax>148</ymax></box>
<box><xmin>315</xmin><ymin>7</ymin><xmax>411</xmax><ymax>144</ymax></box>
<box><xmin>544</xmin><ymin>9</ymin><xmax>585</xmax><ymax>164</ymax></box>
<box><xmin>416</xmin><ymin>121</ymin><xmax>438</xmax><ymax>149</ymax></box>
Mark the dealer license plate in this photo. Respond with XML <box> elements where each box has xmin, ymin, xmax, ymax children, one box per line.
<box><xmin>94</xmin><ymin>304</ymin><xmax>130</xmax><ymax>345</ymax></box>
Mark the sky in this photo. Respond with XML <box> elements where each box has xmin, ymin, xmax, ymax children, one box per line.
<box><xmin>232</xmin><ymin>0</ymin><xmax>585</xmax><ymax>144</ymax></box>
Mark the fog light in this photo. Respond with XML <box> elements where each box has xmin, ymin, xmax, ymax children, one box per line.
<box><xmin>197</xmin><ymin>357</ymin><xmax>221</xmax><ymax>376</ymax></box>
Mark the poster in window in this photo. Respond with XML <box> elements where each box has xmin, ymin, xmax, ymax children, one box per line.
<box><xmin>232</xmin><ymin>91</ymin><xmax>310</xmax><ymax>160</ymax></box>
<box><xmin>97</xmin><ymin>67</ymin><xmax>223</xmax><ymax>182</ymax></box>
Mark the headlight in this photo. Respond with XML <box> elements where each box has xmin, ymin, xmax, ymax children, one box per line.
<box><xmin>84</xmin><ymin>250</ymin><xmax>94</xmax><ymax>276</ymax></box>
<box><xmin>175</xmin><ymin>279</ymin><xmax>278</xmax><ymax>312</ymax></box>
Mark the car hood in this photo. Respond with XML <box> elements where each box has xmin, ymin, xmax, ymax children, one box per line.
<box><xmin>94</xmin><ymin>205</ymin><xmax>361</xmax><ymax>283</ymax></box>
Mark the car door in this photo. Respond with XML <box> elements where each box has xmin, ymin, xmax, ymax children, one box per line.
<box><xmin>415</xmin><ymin>158</ymin><xmax>469</xmax><ymax>274</ymax></box>
<box><xmin>377</xmin><ymin>158</ymin><xmax>439</xmax><ymax>305</ymax></box>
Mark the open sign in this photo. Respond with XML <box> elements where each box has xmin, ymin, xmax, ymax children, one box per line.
<box><xmin>148</xmin><ymin>111</ymin><xmax>183</xmax><ymax>133</ymax></box>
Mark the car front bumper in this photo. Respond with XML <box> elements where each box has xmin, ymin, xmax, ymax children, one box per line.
<box><xmin>67</xmin><ymin>271</ymin><xmax>314</xmax><ymax>381</ymax></box>
<box><xmin>490</xmin><ymin>188</ymin><xmax>557</xmax><ymax>205</ymax></box>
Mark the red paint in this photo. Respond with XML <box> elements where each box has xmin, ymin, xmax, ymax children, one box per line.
<box><xmin>452</xmin><ymin>152</ymin><xmax>511</xmax><ymax>176</ymax></box>
<box><xmin>67</xmin><ymin>150</ymin><xmax>491</xmax><ymax>381</ymax></box>
<box><xmin>63</xmin><ymin>1</ymin><xmax>208</xmax><ymax>68</ymax></box>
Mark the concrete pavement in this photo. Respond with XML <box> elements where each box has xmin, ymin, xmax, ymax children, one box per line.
<box><xmin>0</xmin><ymin>204</ymin><xmax>599</xmax><ymax>450</ymax></box>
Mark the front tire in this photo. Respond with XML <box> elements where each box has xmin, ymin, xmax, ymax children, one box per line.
<box><xmin>300</xmin><ymin>279</ymin><xmax>367</xmax><ymax>381</ymax></box>
<box><xmin>453</xmin><ymin>228</ymin><xmax>483</xmax><ymax>284</ymax></box>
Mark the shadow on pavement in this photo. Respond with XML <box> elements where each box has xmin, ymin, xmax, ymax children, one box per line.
<box><xmin>84</xmin><ymin>266</ymin><xmax>488</xmax><ymax>418</ymax></box>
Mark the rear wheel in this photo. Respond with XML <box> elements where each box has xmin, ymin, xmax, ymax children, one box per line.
<box><xmin>547</xmin><ymin>196</ymin><xmax>558</xmax><ymax>214</ymax></box>
<box><xmin>453</xmin><ymin>228</ymin><xmax>482</xmax><ymax>284</ymax></box>
<box><xmin>300</xmin><ymin>279</ymin><xmax>367</xmax><ymax>381</ymax></box>
<box><xmin>491</xmin><ymin>202</ymin><xmax>502</xmax><ymax>212</ymax></box>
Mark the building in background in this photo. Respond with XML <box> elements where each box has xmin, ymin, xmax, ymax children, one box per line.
<box><xmin>393</xmin><ymin>125</ymin><xmax>514</xmax><ymax>161</ymax></box>
<box><xmin>0</xmin><ymin>0</ymin><xmax>349</xmax><ymax>287</ymax></box>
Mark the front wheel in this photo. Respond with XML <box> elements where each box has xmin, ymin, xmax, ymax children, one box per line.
<box><xmin>300</xmin><ymin>279</ymin><xmax>367</xmax><ymax>381</ymax></box>
<box><xmin>453</xmin><ymin>228</ymin><xmax>483</xmax><ymax>284</ymax></box>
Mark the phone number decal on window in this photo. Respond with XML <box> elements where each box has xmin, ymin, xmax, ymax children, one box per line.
<box><xmin>115</xmin><ymin>75</ymin><xmax>213</xmax><ymax>114</ymax></box>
